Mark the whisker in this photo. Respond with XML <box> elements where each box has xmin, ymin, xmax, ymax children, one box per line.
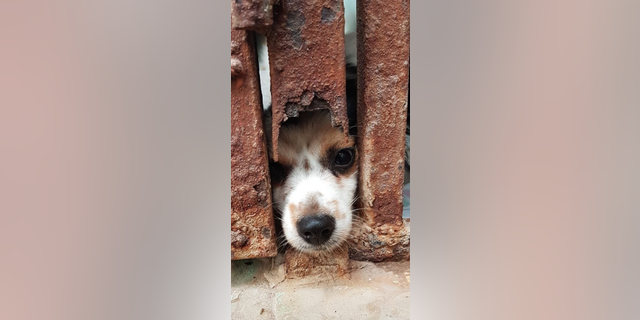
<box><xmin>349</xmin><ymin>195</ymin><xmax>360</xmax><ymax>207</ymax></box>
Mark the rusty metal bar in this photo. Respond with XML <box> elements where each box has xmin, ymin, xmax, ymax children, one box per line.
<box><xmin>266</xmin><ymin>0</ymin><xmax>352</xmax><ymax>276</ymax></box>
<box><xmin>284</xmin><ymin>247</ymin><xmax>350</xmax><ymax>279</ymax></box>
<box><xmin>267</xmin><ymin>0</ymin><xmax>349</xmax><ymax>161</ymax></box>
<box><xmin>231</xmin><ymin>26</ymin><xmax>277</xmax><ymax>260</ymax></box>
<box><xmin>349</xmin><ymin>0</ymin><xmax>410</xmax><ymax>262</ymax></box>
<box><xmin>231</xmin><ymin>0</ymin><xmax>278</xmax><ymax>32</ymax></box>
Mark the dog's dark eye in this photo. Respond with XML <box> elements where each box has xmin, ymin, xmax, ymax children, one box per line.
<box><xmin>334</xmin><ymin>148</ymin><xmax>354</xmax><ymax>166</ymax></box>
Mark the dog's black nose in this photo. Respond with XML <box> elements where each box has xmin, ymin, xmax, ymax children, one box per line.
<box><xmin>297</xmin><ymin>215</ymin><xmax>336</xmax><ymax>246</ymax></box>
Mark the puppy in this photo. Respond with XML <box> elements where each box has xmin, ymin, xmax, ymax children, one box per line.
<box><xmin>264</xmin><ymin>109</ymin><xmax>358</xmax><ymax>253</ymax></box>
<box><xmin>257</xmin><ymin>22</ymin><xmax>360</xmax><ymax>252</ymax></box>
<box><xmin>260</xmin><ymin>30</ymin><xmax>408</xmax><ymax>253</ymax></box>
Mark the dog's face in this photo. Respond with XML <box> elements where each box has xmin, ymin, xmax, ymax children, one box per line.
<box><xmin>269</xmin><ymin>110</ymin><xmax>358</xmax><ymax>253</ymax></box>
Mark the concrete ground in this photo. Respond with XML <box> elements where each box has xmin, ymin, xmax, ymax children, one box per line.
<box><xmin>231</xmin><ymin>254</ymin><xmax>410</xmax><ymax>319</ymax></box>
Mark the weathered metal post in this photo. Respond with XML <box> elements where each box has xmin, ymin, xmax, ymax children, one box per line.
<box><xmin>267</xmin><ymin>0</ymin><xmax>350</xmax><ymax>162</ymax></box>
<box><xmin>230</xmin><ymin>0</ymin><xmax>410</xmax><ymax>266</ymax></box>
<box><xmin>231</xmin><ymin>24</ymin><xmax>278</xmax><ymax>260</ymax></box>
<box><xmin>231</xmin><ymin>0</ymin><xmax>278</xmax><ymax>32</ymax></box>
<box><xmin>267</xmin><ymin>0</ymin><xmax>351</xmax><ymax>278</ymax></box>
<box><xmin>350</xmin><ymin>0</ymin><xmax>410</xmax><ymax>262</ymax></box>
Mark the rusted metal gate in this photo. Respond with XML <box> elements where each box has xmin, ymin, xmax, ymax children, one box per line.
<box><xmin>231</xmin><ymin>0</ymin><xmax>410</xmax><ymax>274</ymax></box>
<box><xmin>231</xmin><ymin>24</ymin><xmax>277</xmax><ymax>260</ymax></box>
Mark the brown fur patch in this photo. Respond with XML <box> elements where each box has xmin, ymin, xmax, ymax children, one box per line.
<box><xmin>303</xmin><ymin>193</ymin><xmax>321</xmax><ymax>212</ymax></box>
<box><xmin>278</xmin><ymin>110</ymin><xmax>350</xmax><ymax>162</ymax></box>
<box><xmin>328</xmin><ymin>200</ymin><xmax>344</xmax><ymax>219</ymax></box>
<box><xmin>288</xmin><ymin>203</ymin><xmax>299</xmax><ymax>221</ymax></box>
<box><xmin>274</xmin><ymin>154</ymin><xmax>296</xmax><ymax>168</ymax></box>
<box><xmin>319</xmin><ymin>132</ymin><xmax>354</xmax><ymax>163</ymax></box>
<box><xmin>298</xmin><ymin>194</ymin><xmax>335</xmax><ymax>219</ymax></box>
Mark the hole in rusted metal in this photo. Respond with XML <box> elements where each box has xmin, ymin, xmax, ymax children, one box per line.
<box><xmin>252</xmin><ymin>180</ymin><xmax>269</xmax><ymax>207</ymax></box>
<box><xmin>284</xmin><ymin>97</ymin><xmax>330</xmax><ymax>118</ymax></box>
<box><xmin>262</xmin><ymin>227</ymin><xmax>272</xmax><ymax>239</ymax></box>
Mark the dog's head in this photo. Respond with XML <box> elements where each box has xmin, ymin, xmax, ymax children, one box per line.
<box><xmin>268</xmin><ymin>110</ymin><xmax>358</xmax><ymax>253</ymax></box>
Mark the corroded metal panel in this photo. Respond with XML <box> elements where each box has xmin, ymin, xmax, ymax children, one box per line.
<box><xmin>231</xmin><ymin>0</ymin><xmax>278</xmax><ymax>31</ymax></box>
<box><xmin>265</xmin><ymin>0</ymin><xmax>352</xmax><ymax>276</ymax></box>
<box><xmin>349</xmin><ymin>220</ymin><xmax>411</xmax><ymax>262</ymax></box>
<box><xmin>350</xmin><ymin>0</ymin><xmax>410</xmax><ymax>262</ymax></box>
<box><xmin>267</xmin><ymin>0</ymin><xmax>349</xmax><ymax>161</ymax></box>
<box><xmin>285</xmin><ymin>247</ymin><xmax>350</xmax><ymax>279</ymax></box>
<box><xmin>231</xmin><ymin>27</ymin><xmax>277</xmax><ymax>260</ymax></box>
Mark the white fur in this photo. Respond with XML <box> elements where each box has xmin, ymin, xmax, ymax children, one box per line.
<box><xmin>274</xmin><ymin>155</ymin><xmax>357</xmax><ymax>253</ymax></box>
<box><xmin>266</xmin><ymin>111</ymin><xmax>358</xmax><ymax>253</ymax></box>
